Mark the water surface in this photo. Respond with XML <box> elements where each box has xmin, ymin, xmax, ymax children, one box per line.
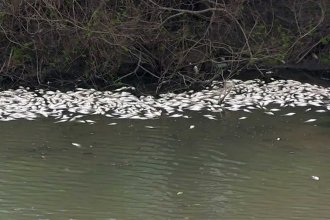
<box><xmin>0</xmin><ymin>110</ymin><xmax>329</xmax><ymax>220</ymax></box>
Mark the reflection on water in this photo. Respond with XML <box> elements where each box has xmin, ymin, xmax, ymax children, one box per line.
<box><xmin>0</xmin><ymin>109</ymin><xmax>329</xmax><ymax>220</ymax></box>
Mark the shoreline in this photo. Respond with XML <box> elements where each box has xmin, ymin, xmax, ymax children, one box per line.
<box><xmin>0</xmin><ymin>69</ymin><xmax>329</xmax><ymax>94</ymax></box>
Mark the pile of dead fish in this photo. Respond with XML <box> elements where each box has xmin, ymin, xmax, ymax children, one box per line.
<box><xmin>0</xmin><ymin>79</ymin><xmax>328</xmax><ymax>122</ymax></box>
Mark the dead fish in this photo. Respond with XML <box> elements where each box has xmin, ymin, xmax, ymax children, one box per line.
<box><xmin>170</xmin><ymin>114</ymin><xmax>183</xmax><ymax>118</ymax></box>
<box><xmin>304</xmin><ymin>119</ymin><xmax>317</xmax><ymax>123</ymax></box>
<box><xmin>283</xmin><ymin>112</ymin><xmax>296</xmax><ymax>116</ymax></box>
<box><xmin>72</xmin><ymin>143</ymin><xmax>81</xmax><ymax>147</ymax></box>
<box><xmin>243</xmin><ymin>109</ymin><xmax>252</xmax><ymax>113</ymax></box>
<box><xmin>85</xmin><ymin>119</ymin><xmax>95</xmax><ymax>123</ymax></box>
<box><xmin>311</xmin><ymin>175</ymin><xmax>320</xmax><ymax>181</ymax></box>
<box><xmin>203</xmin><ymin>115</ymin><xmax>216</xmax><ymax>120</ymax></box>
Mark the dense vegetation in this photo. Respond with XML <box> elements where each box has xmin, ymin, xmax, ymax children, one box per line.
<box><xmin>0</xmin><ymin>0</ymin><xmax>329</xmax><ymax>91</ymax></box>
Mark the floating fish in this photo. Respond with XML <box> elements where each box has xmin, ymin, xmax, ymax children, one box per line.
<box><xmin>203</xmin><ymin>115</ymin><xmax>216</xmax><ymax>120</ymax></box>
<box><xmin>0</xmin><ymin>79</ymin><xmax>329</xmax><ymax>121</ymax></box>
<box><xmin>283</xmin><ymin>112</ymin><xmax>296</xmax><ymax>116</ymax></box>
<box><xmin>243</xmin><ymin>109</ymin><xmax>252</xmax><ymax>113</ymax></box>
<box><xmin>304</xmin><ymin>119</ymin><xmax>317</xmax><ymax>123</ymax></box>
<box><xmin>145</xmin><ymin>126</ymin><xmax>155</xmax><ymax>129</ymax></box>
<box><xmin>170</xmin><ymin>114</ymin><xmax>183</xmax><ymax>118</ymax></box>
<box><xmin>72</xmin><ymin>143</ymin><xmax>81</xmax><ymax>147</ymax></box>
<box><xmin>85</xmin><ymin>120</ymin><xmax>96</xmax><ymax>123</ymax></box>
<box><xmin>311</xmin><ymin>176</ymin><xmax>320</xmax><ymax>181</ymax></box>
<box><xmin>54</xmin><ymin>119</ymin><xmax>67</xmax><ymax>123</ymax></box>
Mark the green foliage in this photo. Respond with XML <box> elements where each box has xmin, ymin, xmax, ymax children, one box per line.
<box><xmin>277</xmin><ymin>25</ymin><xmax>293</xmax><ymax>49</ymax></box>
<box><xmin>320</xmin><ymin>51</ymin><xmax>330</xmax><ymax>64</ymax></box>
<box><xmin>251</xmin><ymin>24</ymin><xmax>268</xmax><ymax>42</ymax></box>
<box><xmin>320</xmin><ymin>36</ymin><xmax>330</xmax><ymax>45</ymax></box>
<box><xmin>319</xmin><ymin>36</ymin><xmax>330</xmax><ymax>64</ymax></box>
<box><xmin>0</xmin><ymin>11</ymin><xmax>5</xmax><ymax>24</ymax></box>
<box><xmin>11</xmin><ymin>44</ymin><xmax>33</xmax><ymax>64</ymax></box>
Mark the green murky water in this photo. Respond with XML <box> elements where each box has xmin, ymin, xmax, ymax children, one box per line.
<box><xmin>0</xmin><ymin>109</ymin><xmax>329</xmax><ymax>220</ymax></box>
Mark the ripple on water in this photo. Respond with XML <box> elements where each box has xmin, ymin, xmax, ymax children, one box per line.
<box><xmin>0</xmin><ymin>107</ymin><xmax>329</xmax><ymax>219</ymax></box>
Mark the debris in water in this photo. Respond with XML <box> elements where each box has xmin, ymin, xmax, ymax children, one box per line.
<box><xmin>276</xmin><ymin>137</ymin><xmax>281</xmax><ymax>141</ymax></box>
<box><xmin>189</xmin><ymin>125</ymin><xmax>195</xmax><ymax>129</ymax></box>
<box><xmin>108</xmin><ymin>122</ymin><xmax>117</xmax><ymax>125</ymax></box>
<box><xmin>239</xmin><ymin>117</ymin><xmax>247</xmax><ymax>120</ymax></box>
<box><xmin>177</xmin><ymin>192</ymin><xmax>183</xmax><ymax>195</ymax></box>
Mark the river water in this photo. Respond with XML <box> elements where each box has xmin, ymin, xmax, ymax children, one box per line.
<box><xmin>0</xmin><ymin>109</ymin><xmax>329</xmax><ymax>220</ymax></box>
